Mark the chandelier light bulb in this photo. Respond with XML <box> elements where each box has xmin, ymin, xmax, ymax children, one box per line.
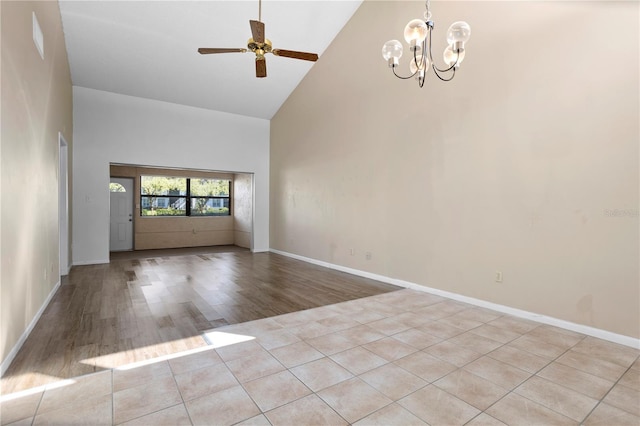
<box><xmin>381</xmin><ymin>40</ymin><xmax>403</xmax><ymax>67</ymax></box>
<box><xmin>409</xmin><ymin>54</ymin><xmax>429</xmax><ymax>75</ymax></box>
<box><xmin>446</xmin><ymin>21</ymin><xmax>471</xmax><ymax>45</ymax></box>
<box><xmin>404</xmin><ymin>19</ymin><xmax>428</xmax><ymax>46</ymax></box>
<box><xmin>443</xmin><ymin>45</ymin><xmax>465</xmax><ymax>67</ymax></box>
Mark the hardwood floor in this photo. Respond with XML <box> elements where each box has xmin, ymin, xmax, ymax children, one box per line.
<box><xmin>1</xmin><ymin>247</ymin><xmax>400</xmax><ymax>394</ymax></box>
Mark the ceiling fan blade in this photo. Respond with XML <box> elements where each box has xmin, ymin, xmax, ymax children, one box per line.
<box><xmin>250</xmin><ymin>20</ymin><xmax>265</xmax><ymax>44</ymax></box>
<box><xmin>256</xmin><ymin>58</ymin><xmax>267</xmax><ymax>78</ymax></box>
<box><xmin>272</xmin><ymin>49</ymin><xmax>318</xmax><ymax>62</ymax></box>
<box><xmin>198</xmin><ymin>48</ymin><xmax>246</xmax><ymax>54</ymax></box>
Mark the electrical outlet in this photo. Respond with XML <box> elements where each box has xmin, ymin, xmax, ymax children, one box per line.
<box><xmin>365</xmin><ymin>252</ymin><xmax>372</xmax><ymax>260</ymax></box>
<box><xmin>495</xmin><ymin>271</ymin><xmax>503</xmax><ymax>283</ymax></box>
<box><xmin>349</xmin><ymin>248</ymin><xmax>355</xmax><ymax>256</ymax></box>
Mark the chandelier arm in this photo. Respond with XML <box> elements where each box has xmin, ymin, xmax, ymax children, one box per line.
<box><xmin>392</xmin><ymin>67</ymin><xmax>419</xmax><ymax>80</ymax></box>
<box><xmin>426</xmin><ymin>26</ymin><xmax>458</xmax><ymax>74</ymax></box>
<box><xmin>431</xmin><ymin>65</ymin><xmax>456</xmax><ymax>82</ymax></box>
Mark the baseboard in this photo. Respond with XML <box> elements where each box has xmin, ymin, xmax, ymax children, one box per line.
<box><xmin>1</xmin><ymin>280</ymin><xmax>62</xmax><ymax>377</ymax></box>
<box><xmin>270</xmin><ymin>249</ymin><xmax>640</xmax><ymax>349</ymax></box>
<box><xmin>72</xmin><ymin>259</ymin><xmax>109</xmax><ymax>266</ymax></box>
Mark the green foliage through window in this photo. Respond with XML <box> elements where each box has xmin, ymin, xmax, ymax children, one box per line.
<box><xmin>140</xmin><ymin>176</ymin><xmax>230</xmax><ymax>217</ymax></box>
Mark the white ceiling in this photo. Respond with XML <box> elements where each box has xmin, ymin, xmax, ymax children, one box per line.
<box><xmin>58</xmin><ymin>1</ymin><xmax>362</xmax><ymax>119</ymax></box>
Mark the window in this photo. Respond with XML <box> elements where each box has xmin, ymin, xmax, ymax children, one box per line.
<box><xmin>140</xmin><ymin>176</ymin><xmax>230</xmax><ymax>217</ymax></box>
<box><xmin>109</xmin><ymin>182</ymin><xmax>126</xmax><ymax>192</ymax></box>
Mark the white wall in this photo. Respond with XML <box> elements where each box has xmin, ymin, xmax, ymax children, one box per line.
<box><xmin>73</xmin><ymin>87</ymin><xmax>269</xmax><ymax>264</ymax></box>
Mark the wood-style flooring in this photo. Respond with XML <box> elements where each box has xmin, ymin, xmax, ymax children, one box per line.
<box><xmin>1</xmin><ymin>247</ymin><xmax>400</xmax><ymax>394</ymax></box>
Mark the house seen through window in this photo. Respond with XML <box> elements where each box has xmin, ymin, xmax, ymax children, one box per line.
<box><xmin>140</xmin><ymin>176</ymin><xmax>230</xmax><ymax>216</ymax></box>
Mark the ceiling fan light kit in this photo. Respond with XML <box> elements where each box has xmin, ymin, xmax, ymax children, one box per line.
<box><xmin>198</xmin><ymin>0</ymin><xmax>319</xmax><ymax>78</ymax></box>
<box><xmin>382</xmin><ymin>0</ymin><xmax>470</xmax><ymax>87</ymax></box>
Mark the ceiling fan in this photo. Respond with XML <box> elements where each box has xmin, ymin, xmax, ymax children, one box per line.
<box><xmin>198</xmin><ymin>0</ymin><xmax>319</xmax><ymax>78</ymax></box>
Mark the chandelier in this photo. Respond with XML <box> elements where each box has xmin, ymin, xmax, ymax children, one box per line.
<box><xmin>381</xmin><ymin>1</ymin><xmax>470</xmax><ymax>87</ymax></box>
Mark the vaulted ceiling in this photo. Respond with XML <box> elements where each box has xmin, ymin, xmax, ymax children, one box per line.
<box><xmin>59</xmin><ymin>1</ymin><xmax>362</xmax><ymax>119</ymax></box>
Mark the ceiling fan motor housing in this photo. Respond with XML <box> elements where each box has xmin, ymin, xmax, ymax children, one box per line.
<box><xmin>248</xmin><ymin>38</ymin><xmax>272</xmax><ymax>59</ymax></box>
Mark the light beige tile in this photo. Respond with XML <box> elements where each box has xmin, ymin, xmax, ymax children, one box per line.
<box><xmin>393</xmin><ymin>312</ymin><xmax>436</xmax><ymax>328</ymax></box>
<box><xmin>215</xmin><ymin>340</ymin><xmax>267</xmax><ymax>362</ymax></box>
<box><xmin>168</xmin><ymin>347</ymin><xmax>223</xmax><ymax>375</ymax></box>
<box><xmin>424</xmin><ymin>340</ymin><xmax>482</xmax><ymax>367</ymax></box>
<box><xmin>0</xmin><ymin>392</ymin><xmax>43</xmax><ymax>425</ymax></box>
<box><xmin>572</xmin><ymin>337</ymin><xmax>639</xmax><ymax>368</ymax></box>
<box><xmin>603</xmin><ymin>383</ymin><xmax>640</xmax><ymax>416</ymax></box>
<box><xmin>113</xmin><ymin>360</ymin><xmax>173</xmax><ymax>392</ymax></box>
<box><xmin>508</xmin><ymin>335</ymin><xmax>567</xmax><ymax>359</ymax></box>
<box><xmin>226</xmin><ymin>350</ymin><xmax>285</xmax><ymax>383</ymax></box>
<box><xmin>288</xmin><ymin>321</ymin><xmax>333</xmax><ymax>340</ymax></box>
<box><xmin>290</xmin><ymin>358</ymin><xmax>353</xmax><ymax>392</ymax></box>
<box><xmin>330</xmin><ymin>347</ymin><xmax>388</xmax><ymax>375</ymax></box>
<box><xmin>412</xmin><ymin>304</ymin><xmax>454</xmax><ymax>321</ymax></box>
<box><xmin>486</xmin><ymin>392</ymin><xmax>576</xmax><ymax>425</ymax></box>
<box><xmin>463</xmin><ymin>356</ymin><xmax>531</xmax><ymax>390</ymax></box>
<box><xmin>306</xmin><ymin>332</ymin><xmax>359</xmax><ymax>356</ymax></box>
<box><xmin>39</xmin><ymin>370</ymin><xmax>112</xmax><ymax>413</ymax></box>
<box><xmin>514</xmin><ymin>376</ymin><xmax>598</xmax><ymax>422</ymax></box>
<box><xmin>556</xmin><ymin>349</ymin><xmax>627</xmax><ymax>381</ymax></box>
<box><xmin>269</xmin><ymin>341</ymin><xmax>324</xmax><ymax>368</ymax></box>
<box><xmin>360</xmin><ymin>363</ymin><xmax>427</xmax><ymax>400</ymax></box>
<box><xmin>470</xmin><ymin>324</ymin><xmax>522</xmax><ymax>344</ymax></box>
<box><xmin>235</xmin><ymin>414</ymin><xmax>272</xmax><ymax>425</ymax></box>
<box><xmin>398</xmin><ymin>384</ymin><xmax>480</xmax><ymax>425</ymax></box>
<box><xmin>334</xmin><ymin>325</ymin><xmax>386</xmax><ymax>346</ymax></box>
<box><xmin>488</xmin><ymin>345</ymin><xmax>549</xmax><ymax>373</ymax></box>
<box><xmin>465</xmin><ymin>413</ymin><xmax>508</xmax><ymax>426</ymax></box>
<box><xmin>537</xmin><ymin>362</ymin><xmax>614</xmax><ymax>399</ymax></box>
<box><xmin>255</xmin><ymin>329</ymin><xmax>301</xmax><ymax>351</ymax></box>
<box><xmin>619</xmin><ymin>368</ymin><xmax>640</xmax><ymax>391</ymax></box>
<box><xmin>174</xmin><ymin>362</ymin><xmax>239</xmax><ymax>401</ymax></box>
<box><xmin>316</xmin><ymin>314</ymin><xmax>360</xmax><ymax>332</ymax></box>
<box><xmin>394</xmin><ymin>351</ymin><xmax>457</xmax><ymax>382</ymax></box>
<box><xmin>526</xmin><ymin>325</ymin><xmax>585</xmax><ymax>349</ymax></box>
<box><xmin>583</xmin><ymin>402</ymin><xmax>640</xmax><ymax>425</ymax></box>
<box><xmin>4</xmin><ymin>417</ymin><xmax>33</xmax><ymax>426</ymax></box>
<box><xmin>33</xmin><ymin>393</ymin><xmax>112</xmax><ymax>426</ymax></box>
<box><xmin>119</xmin><ymin>403</ymin><xmax>191</xmax><ymax>426</ymax></box>
<box><xmin>434</xmin><ymin>369</ymin><xmax>509</xmax><ymax>410</ymax></box>
<box><xmin>447</xmin><ymin>331</ymin><xmax>504</xmax><ymax>354</ymax></box>
<box><xmin>390</xmin><ymin>328</ymin><xmax>442</xmax><ymax>349</ymax></box>
<box><xmin>186</xmin><ymin>385</ymin><xmax>260</xmax><ymax>426</ymax></box>
<box><xmin>113</xmin><ymin>376</ymin><xmax>182</xmax><ymax>424</ymax></box>
<box><xmin>317</xmin><ymin>377</ymin><xmax>392</xmax><ymax>424</ymax></box>
<box><xmin>265</xmin><ymin>394</ymin><xmax>348</xmax><ymax>426</ymax></box>
<box><xmin>453</xmin><ymin>308</ymin><xmax>502</xmax><ymax>324</ymax></box>
<box><xmin>349</xmin><ymin>309</ymin><xmax>386</xmax><ymax>324</ymax></box>
<box><xmin>366</xmin><ymin>318</ymin><xmax>411</xmax><ymax>336</ymax></box>
<box><xmin>243</xmin><ymin>370</ymin><xmax>311</xmax><ymax>412</ymax></box>
<box><xmin>352</xmin><ymin>402</ymin><xmax>428</xmax><ymax>426</ymax></box>
<box><xmin>437</xmin><ymin>316</ymin><xmax>484</xmax><ymax>332</ymax></box>
<box><xmin>417</xmin><ymin>321</ymin><xmax>466</xmax><ymax>339</ymax></box>
<box><xmin>488</xmin><ymin>316</ymin><xmax>539</xmax><ymax>334</ymax></box>
<box><xmin>363</xmin><ymin>337</ymin><xmax>418</xmax><ymax>361</ymax></box>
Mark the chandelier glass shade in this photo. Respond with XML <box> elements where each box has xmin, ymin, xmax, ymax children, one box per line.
<box><xmin>382</xmin><ymin>1</ymin><xmax>470</xmax><ymax>87</ymax></box>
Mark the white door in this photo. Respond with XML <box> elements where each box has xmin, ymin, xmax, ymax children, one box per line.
<box><xmin>59</xmin><ymin>133</ymin><xmax>69</xmax><ymax>275</ymax></box>
<box><xmin>109</xmin><ymin>177</ymin><xmax>133</xmax><ymax>251</ymax></box>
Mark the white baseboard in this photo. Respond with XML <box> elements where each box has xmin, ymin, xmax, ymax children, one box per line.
<box><xmin>270</xmin><ymin>249</ymin><xmax>640</xmax><ymax>349</ymax></box>
<box><xmin>72</xmin><ymin>259</ymin><xmax>109</xmax><ymax>266</ymax></box>
<box><xmin>1</xmin><ymin>280</ymin><xmax>62</xmax><ymax>377</ymax></box>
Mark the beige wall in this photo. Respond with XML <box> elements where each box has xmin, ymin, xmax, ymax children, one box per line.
<box><xmin>234</xmin><ymin>173</ymin><xmax>253</xmax><ymax>249</ymax></box>
<box><xmin>271</xmin><ymin>1</ymin><xmax>639</xmax><ymax>338</ymax></box>
<box><xmin>1</xmin><ymin>1</ymin><xmax>73</xmax><ymax>364</ymax></box>
<box><xmin>110</xmin><ymin>165</ymin><xmax>236</xmax><ymax>250</ymax></box>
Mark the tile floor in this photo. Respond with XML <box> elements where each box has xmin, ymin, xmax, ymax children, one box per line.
<box><xmin>1</xmin><ymin>289</ymin><xmax>638</xmax><ymax>425</ymax></box>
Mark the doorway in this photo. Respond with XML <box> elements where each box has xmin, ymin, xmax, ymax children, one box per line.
<box><xmin>109</xmin><ymin>177</ymin><xmax>134</xmax><ymax>251</ymax></box>
<box><xmin>59</xmin><ymin>133</ymin><xmax>69</xmax><ymax>275</ymax></box>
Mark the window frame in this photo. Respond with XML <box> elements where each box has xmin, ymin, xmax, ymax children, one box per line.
<box><xmin>140</xmin><ymin>176</ymin><xmax>231</xmax><ymax>217</ymax></box>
